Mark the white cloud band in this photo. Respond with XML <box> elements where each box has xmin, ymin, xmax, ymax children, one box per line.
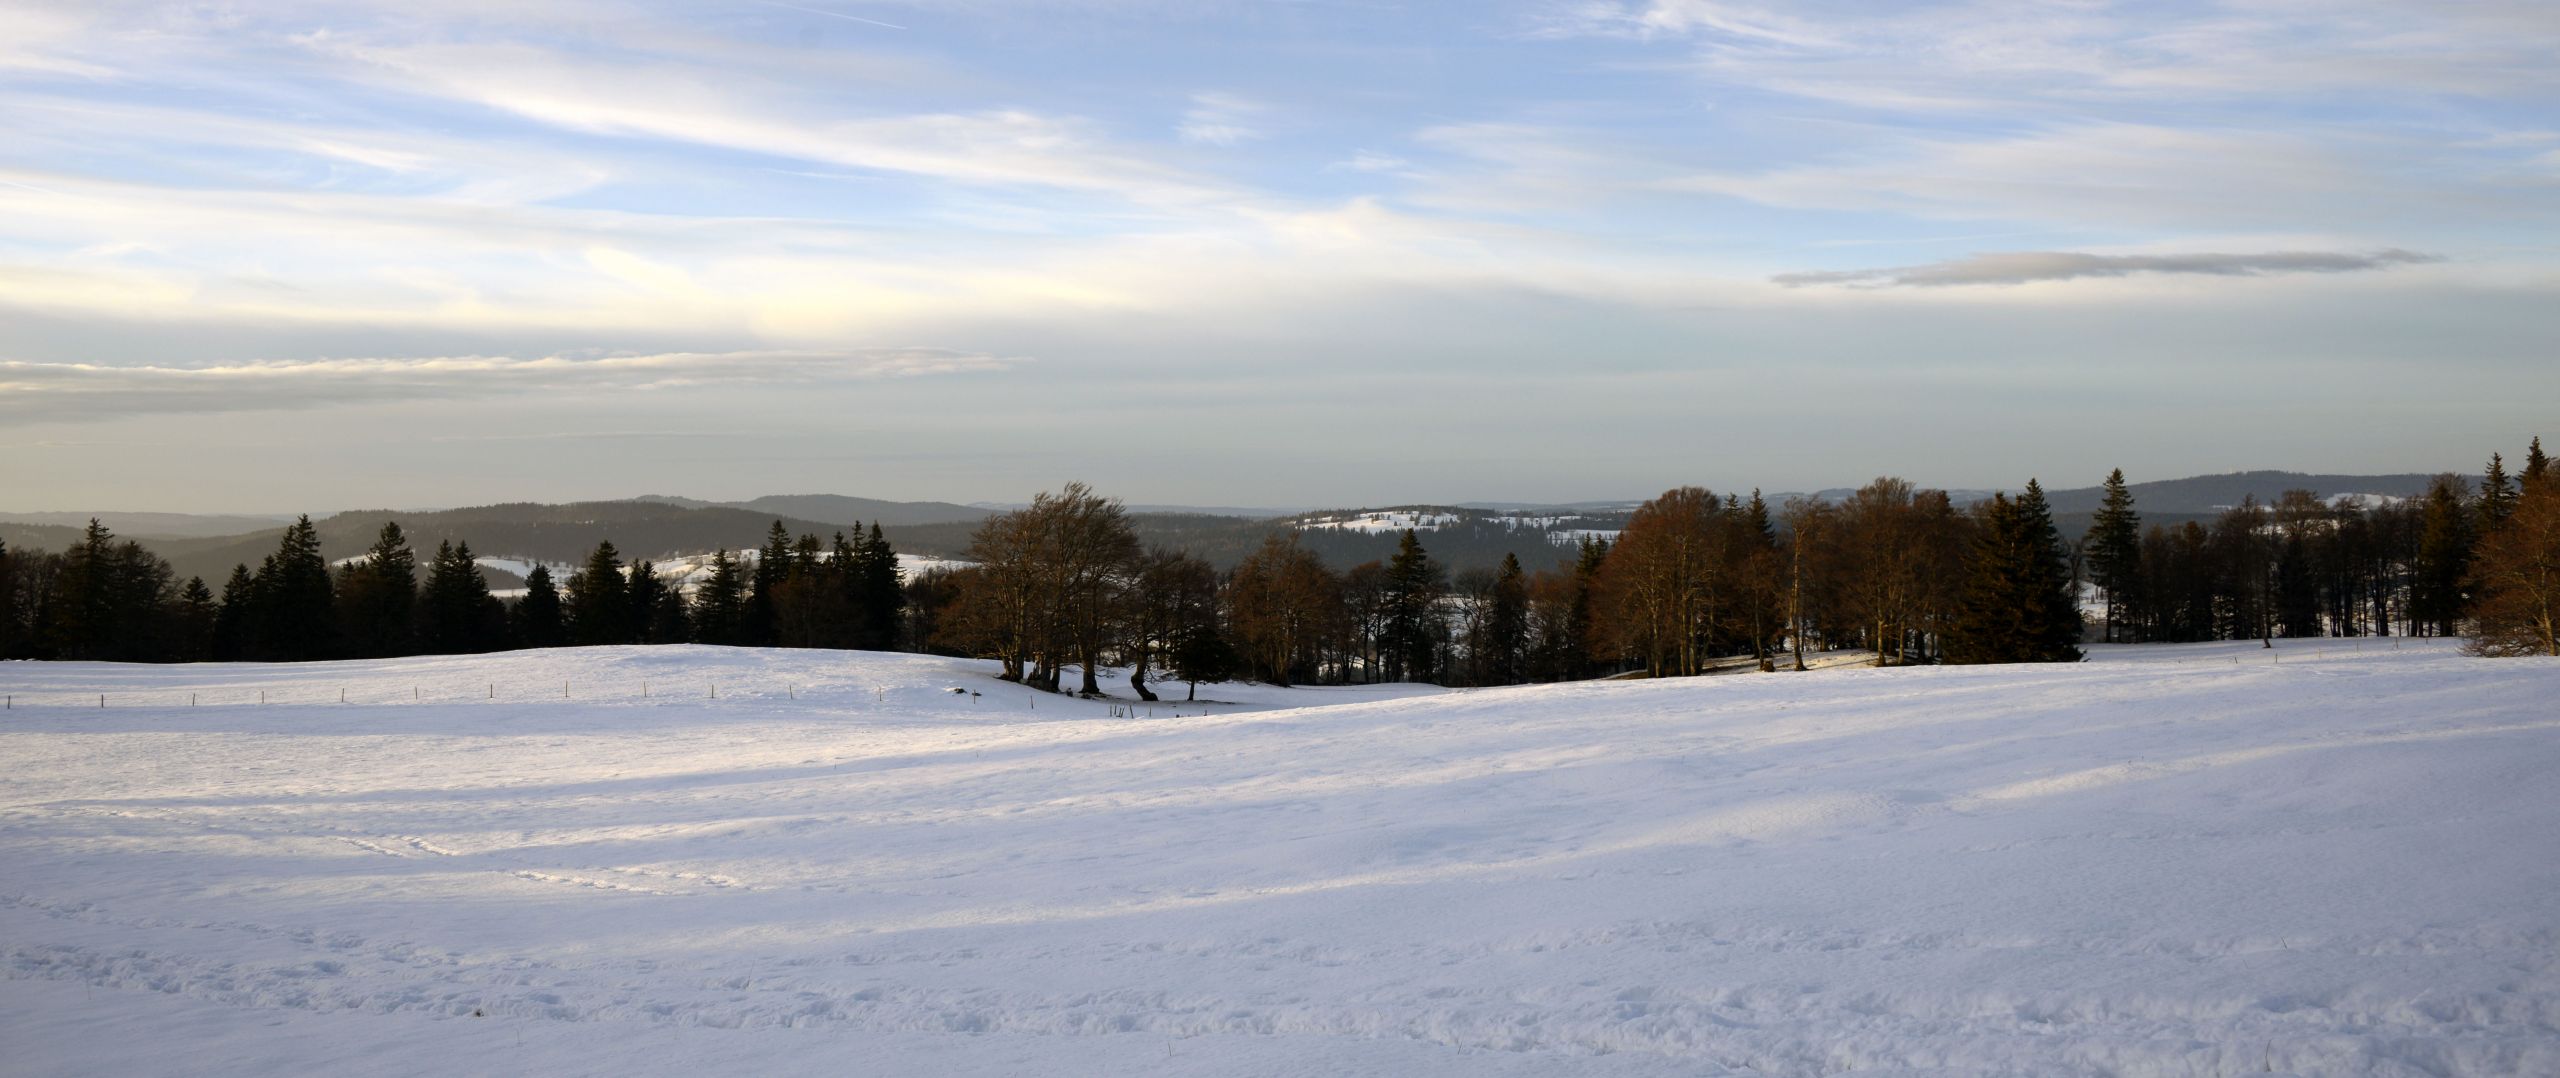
<box><xmin>0</xmin><ymin>348</ymin><xmax>1019</xmax><ymax>421</ymax></box>
<box><xmin>1773</xmin><ymin>249</ymin><xmax>2442</xmax><ymax>288</ymax></box>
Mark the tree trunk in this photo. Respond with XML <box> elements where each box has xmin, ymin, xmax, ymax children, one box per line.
<box><xmin>1129</xmin><ymin>653</ymin><xmax>1159</xmax><ymax>702</ymax></box>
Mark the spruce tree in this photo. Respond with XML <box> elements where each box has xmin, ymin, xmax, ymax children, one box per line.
<box><xmin>340</xmin><ymin>522</ymin><xmax>417</xmax><ymax>658</ymax></box>
<box><xmin>252</xmin><ymin>516</ymin><xmax>337</xmax><ymax>661</ymax></box>
<box><xmin>1169</xmin><ymin>625</ymin><xmax>1237</xmax><ymax>701</ymax></box>
<box><xmin>1948</xmin><ymin>482</ymin><xmax>2084</xmax><ymax>664</ymax></box>
<box><xmin>2412</xmin><ymin>478</ymin><xmax>2474</xmax><ymax>636</ymax></box>
<box><xmin>1566</xmin><ymin>535</ymin><xmax>1607</xmax><ymax>675</ymax></box>
<box><xmin>2526</xmin><ymin>436</ymin><xmax>2551</xmax><ymax>492</ymax></box>
<box><xmin>2084</xmin><ymin>468</ymin><xmax>2143</xmax><ymax>644</ymax></box>
<box><xmin>420</xmin><ymin>541</ymin><xmax>500</xmax><ymax>653</ymax></box>
<box><xmin>174</xmin><ymin>576</ymin><xmax>218</xmax><ymax>661</ymax></box>
<box><xmin>857</xmin><ymin>523</ymin><xmax>905</xmax><ymax>650</ymax></box>
<box><xmin>566</xmin><ymin>541</ymin><xmax>634</xmax><ymax>645</ymax></box>
<box><xmin>1380</xmin><ymin>529</ymin><xmax>1446</xmax><ymax>682</ymax></box>
<box><xmin>46</xmin><ymin>519</ymin><xmax>118</xmax><ymax>659</ymax></box>
<box><xmin>0</xmin><ymin>536</ymin><xmax>17</xmax><ymax>659</ymax></box>
<box><xmin>647</xmin><ymin>578</ymin><xmax>693</xmax><ymax>644</ymax></box>
<box><xmin>2483</xmin><ymin>453</ymin><xmax>2518</xmax><ymax>530</ymax></box>
<box><xmin>1483</xmin><ymin>552</ymin><xmax>1529</xmax><ymax>685</ymax></box>
<box><xmin>692</xmin><ymin>549</ymin><xmax>745</xmax><ymax>645</ymax></box>
<box><xmin>512</xmin><ymin>565</ymin><xmax>566</xmax><ymax>648</ymax></box>
<box><xmin>2016</xmin><ymin>481</ymin><xmax>2087</xmax><ymax>660</ymax></box>
<box><xmin>627</xmin><ymin>559</ymin><xmax>667</xmax><ymax>643</ymax></box>
<box><xmin>743</xmin><ymin>521</ymin><xmax>792</xmax><ymax>645</ymax></box>
<box><xmin>213</xmin><ymin>563</ymin><xmax>256</xmax><ymax>659</ymax></box>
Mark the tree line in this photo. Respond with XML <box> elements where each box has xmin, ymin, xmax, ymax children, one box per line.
<box><xmin>0</xmin><ymin>516</ymin><xmax>904</xmax><ymax>663</ymax></box>
<box><xmin>6</xmin><ymin>438</ymin><xmax>2548</xmax><ymax>675</ymax></box>
<box><xmin>2081</xmin><ymin>438</ymin><xmax>2554</xmax><ymax>655</ymax></box>
<box><xmin>911</xmin><ymin>474</ymin><xmax>2087</xmax><ymax>697</ymax></box>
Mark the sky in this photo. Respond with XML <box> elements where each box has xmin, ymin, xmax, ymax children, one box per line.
<box><xmin>1</xmin><ymin>0</ymin><xmax>2554</xmax><ymax>512</ymax></box>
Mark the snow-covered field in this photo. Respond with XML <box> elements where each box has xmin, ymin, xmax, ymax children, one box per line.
<box><xmin>5</xmin><ymin>640</ymin><xmax>2557</xmax><ymax>1076</ymax></box>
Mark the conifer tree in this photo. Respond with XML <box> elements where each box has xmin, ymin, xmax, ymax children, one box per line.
<box><xmin>419</xmin><ymin>541</ymin><xmax>500</xmax><ymax>653</ymax></box>
<box><xmin>858</xmin><ymin>523</ymin><xmax>905</xmax><ymax>650</ymax></box>
<box><xmin>1947</xmin><ymin>481</ymin><xmax>2083</xmax><ymax>664</ymax></box>
<box><xmin>691</xmin><ymin>549</ymin><xmax>746</xmax><ymax>645</ymax></box>
<box><xmin>2525</xmin><ymin>436</ymin><xmax>2551</xmax><ymax>492</ymax></box>
<box><xmin>566</xmin><ymin>541</ymin><xmax>634</xmax><ymax>645</ymax></box>
<box><xmin>251</xmin><ymin>516</ymin><xmax>337</xmax><ymax>661</ymax></box>
<box><xmin>2412</xmin><ymin>477</ymin><xmax>2474</xmax><ymax>637</ymax></box>
<box><xmin>512</xmin><ymin>565</ymin><xmax>566</xmax><ymax>648</ymax></box>
<box><xmin>743</xmin><ymin>521</ymin><xmax>792</xmax><ymax>646</ymax></box>
<box><xmin>213</xmin><ymin>563</ymin><xmax>256</xmax><ymax>659</ymax></box>
<box><xmin>2084</xmin><ymin>468</ymin><xmax>2143</xmax><ymax>643</ymax></box>
<box><xmin>2467</xmin><ymin>475</ymin><xmax>2560</xmax><ymax>656</ymax></box>
<box><xmin>647</xmin><ymin>577</ymin><xmax>693</xmax><ymax>644</ymax></box>
<box><xmin>174</xmin><ymin>576</ymin><xmax>218</xmax><ymax>661</ymax></box>
<box><xmin>1482</xmin><ymin>552</ymin><xmax>1529</xmax><ymax>685</ymax></box>
<box><xmin>339</xmin><ymin>522</ymin><xmax>417</xmax><ymax>658</ymax></box>
<box><xmin>1567</xmin><ymin>535</ymin><xmax>1608</xmax><ymax>677</ymax></box>
<box><xmin>1168</xmin><ymin>623</ymin><xmax>1238</xmax><ymax>701</ymax></box>
<box><xmin>0</xmin><ymin>536</ymin><xmax>18</xmax><ymax>659</ymax></box>
<box><xmin>45</xmin><ymin>519</ymin><xmax>119</xmax><ymax>659</ymax></box>
<box><xmin>1380</xmin><ymin>529</ymin><xmax>1447</xmax><ymax>682</ymax></box>
<box><xmin>2482</xmin><ymin>453</ymin><xmax>2518</xmax><ymax>530</ymax></box>
<box><xmin>627</xmin><ymin>558</ymin><xmax>667</xmax><ymax>643</ymax></box>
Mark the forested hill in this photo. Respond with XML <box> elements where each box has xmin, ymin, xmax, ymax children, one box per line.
<box><xmin>117</xmin><ymin>503</ymin><xmax>854</xmax><ymax>586</ymax></box>
<box><xmin>631</xmin><ymin>494</ymin><xmax>990</xmax><ymax>527</ymax></box>
<box><xmin>2038</xmin><ymin>470</ymin><xmax>2441</xmax><ymax>514</ymax></box>
<box><xmin>0</xmin><ymin>469</ymin><xmax>2464</xmax><ymax>586</ymax></box>
<box><xmin>885</xmin><ymin>509</ymin><xmax>1629</xmax><ymax>574</ymax></box>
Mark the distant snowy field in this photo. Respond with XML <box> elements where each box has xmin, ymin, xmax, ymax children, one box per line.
<box><xmin>5</xmin><ymin>641</ymin><xmax>2557</xmax><ymax>1076</ymax></box>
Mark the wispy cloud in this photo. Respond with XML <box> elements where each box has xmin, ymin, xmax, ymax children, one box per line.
<box><xmin>1774</xmin><ymin>249</ymin><xmax>2443</xmax><ymax>289</ymax></box>
<box><xmin>312</xmin><ymin>39</ymin><xmax>1231</xmax><ymax>205</ymax></box>
<box><xmin>0</xmin><ymin>348</ymin><xmax>1019</xmax><ymax>420</ymax></box>
<box><xmin>1177</xmin><ymin>92</ymin><xmax>1265</xmax><ymax>147</ymax></box>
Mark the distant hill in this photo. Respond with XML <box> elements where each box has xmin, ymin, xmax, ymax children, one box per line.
<box><xmin>126</xmin><ymin>502</ymin><xmax>855</xmax><ymax>585</ymax></box>
<box><xmin>3</xmin><ymin>471</ymin><xmax>2467</xmax><ymax>585</ymax></box>
<box><xmin>634</xmin><ymin>494</ymin><xmax>988</xmax><ymax>527</ymax></box>
<box><xmin>0</xmin><ymin>522</ymin><xmax>89</xmax><ymax>557</ymax></box>
<box><xmin>2038</xmin><ymin>471</ymin><xmax>2440</xmax><ymax>515</ymax></box>
<box><xmin>0</xmin><ymin>511</ymin><xmax>295</xmax><ymax>540</ymax></box>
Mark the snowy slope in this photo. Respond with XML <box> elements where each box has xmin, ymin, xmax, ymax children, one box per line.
<box><xmin>4</xmin><ymin>641</ymin><xmax>2557</xmax><ymax>1076</ymax></box>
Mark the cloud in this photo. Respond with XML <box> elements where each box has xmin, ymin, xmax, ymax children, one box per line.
<box><xmin>0</xmin><ymin>348</ymin><xmax>1019</xmax><ymax>421</ymax></box>
<box><xmin>1176</xmin><ymin>92</ymin><xmax>1264</xmax><ymax>147</ymax></box>
<box><xmin>311</xmin><ymin>39</ymin><xmax>1232</xmax><ymax>206</ymax></box>
<box><xmin>1773</xmin><ymin>249</ymin><xmax>2443</xmax><ymax>288</ymax></box>
<box><xmin>1547</xmin><ymin>0</ymin><xmax>2560</xmax><ymax>108</ymax></box>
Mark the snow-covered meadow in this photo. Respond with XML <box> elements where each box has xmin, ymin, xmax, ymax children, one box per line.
<box><xmin>5</xmin><ymin>641</ymin><xmax>2557</xmax><ymax>1076</ymax></box>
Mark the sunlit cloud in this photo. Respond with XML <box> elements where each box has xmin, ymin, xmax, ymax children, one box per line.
<box><xmin>1775</xmin><ymin>249</ymin><xmax>2443</xmax><ymax>289</ymax></box>
<box><xmin>0</xmin><ymin>349</ymin><xmax>1021</xmax><ymax>420</ymax></box>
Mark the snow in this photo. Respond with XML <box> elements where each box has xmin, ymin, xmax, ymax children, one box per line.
<box><xmin>644</xmin><ymin>550</ymin><xmax>972</xmax><ymax>596</ymax></box>
<box><xmin>5</xmin><ymin>640</ymin><xmax>2557</xmax><ymax>1076</ymax></box>
<box><xmin>1299</xmin><ymin>510</ymin><xmax>1463</xmax><ymax>533</ymax></box>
